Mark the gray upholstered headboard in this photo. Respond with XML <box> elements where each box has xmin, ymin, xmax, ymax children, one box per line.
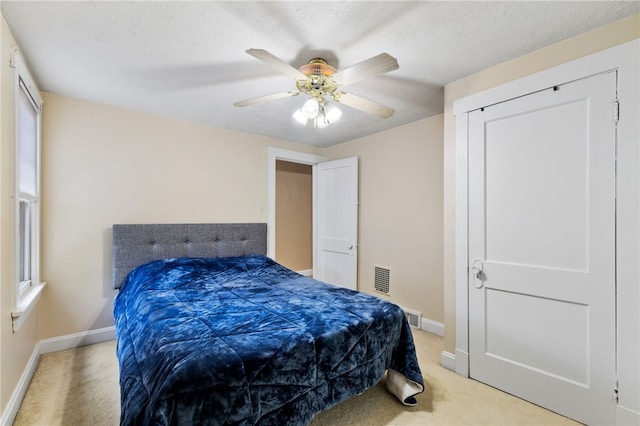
<box><xmin>112</xmin><ymin>223</ymin><xmax>267</xmax><ymax>289</ymax></box>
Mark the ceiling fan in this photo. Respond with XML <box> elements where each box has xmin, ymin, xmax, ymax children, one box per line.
<box><xmin>233</xmin><ymin>49</ymin><xmax>399</xmax><ymax>128</ymax></box>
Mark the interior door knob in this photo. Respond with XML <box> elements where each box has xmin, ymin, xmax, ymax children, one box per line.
<box><xmin>471</xmin><ymin>259</ymin><xmax>485</xmax><ymax>289</ymax></box>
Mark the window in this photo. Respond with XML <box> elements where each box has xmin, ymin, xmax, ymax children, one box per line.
<box><xmin>11</xmin><ymin>48</ymin><xmax>45</xmax><ymax>332</ymax></box>
<box><xmin>19</xmin><ymin>200</ymin><xmax>32</xmax><ymax>292</ymax></box>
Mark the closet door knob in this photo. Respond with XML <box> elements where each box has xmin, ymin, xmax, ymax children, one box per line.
<box><xmin>470</xmin><ymin>259</ymin><xmax>485</xmax><ymax>289</ymax></box>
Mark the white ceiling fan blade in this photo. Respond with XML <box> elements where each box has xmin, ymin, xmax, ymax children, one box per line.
<box><xmin>233</xmin><ymin>91</ymin><xmax>298</xmax><ymax>107</ymax></box>
<box><xmin>332</xmin><ymin>53</ymin><xmax>399</xmax><ymax>87</ymax></box>
<box><xmin>246</xmin><ymin>48</ymin><xmax>308</xmax><ymax>80</ymax></box>
<box><xmin>336</xmin><ymin>92</ymin><xmax>395</xmax><ymax>119</ymax></box>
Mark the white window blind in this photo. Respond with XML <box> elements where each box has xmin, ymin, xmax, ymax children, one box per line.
<box><xmin>18</xmin><ymin>80</ymin><xmax>38</xmax><ymax>197</ymax></box>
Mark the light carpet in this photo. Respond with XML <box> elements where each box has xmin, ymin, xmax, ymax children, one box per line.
<box><xmin>13</xmin><ymin>330</ymin><xmax>579</xmax><ymax>425</ymax></box>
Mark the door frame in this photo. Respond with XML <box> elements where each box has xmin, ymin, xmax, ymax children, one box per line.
<box><xmin>267</xmin><ymin>147</ymin><xmax>325</xmax><ymax>261</ymax></box>
<box><xmin>452</xmin><ymin>40</ymin><xmax>639</xmax><ymax>424</ymax></box>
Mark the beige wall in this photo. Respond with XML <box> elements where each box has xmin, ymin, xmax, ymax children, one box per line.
<box><xmin>442</xmin><ymin>14</ymin><xmax>640</xmax><ymax>353</ymax></box>
<box><xmin>275</xmin><ymin>160</ymin><xmax>312</xmax><ymax>271</ymax></box>
<box><xmin>38</xmin><ymin>93</ymin><xmax>322</xmax><ymax>339</ymax></box>
<box><xmin>0</xmin><ymin>15</ymin><xmax>41</xmax><ymax>415</ymax></box>
<box><xmin>325</xmin><ymin>115</ymin><xmax>444</xmax><ymax>323</ymax></box>
<box><xmin>38</xmin><ymin>94</ymin><xmax>445</xmax><ymax>340</ymax></box>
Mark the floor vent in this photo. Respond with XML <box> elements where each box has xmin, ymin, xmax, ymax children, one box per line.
<box><xmin>404</xmin><ymin>309</ymin><xmax>422</xmax><ymax>329</ymax></box>
<box><xmin>374</xmin><ymin>265</ymin><xmax>390</xmax><ymax>294</ymax></box>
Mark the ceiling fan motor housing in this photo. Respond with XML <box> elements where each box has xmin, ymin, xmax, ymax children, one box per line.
<box><xmin>298</xmin><ymin>58</ymin><xmax>337</xmax><ymax>76</ymax></box>
<box><xmin>296</xmin><ymin>58</ymin><xmax>340</xmax><ymax>101</ymax></box>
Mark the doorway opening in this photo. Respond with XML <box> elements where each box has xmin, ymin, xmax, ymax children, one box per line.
<box><xmin>267</xmin><ymin>147</ymin><xmax>325</xmax><ymax>275</ymax></box>
<box><xmin>275</xmin><ymin>160</ymin><xmax>313</xmax><ymax>275</ymax></box>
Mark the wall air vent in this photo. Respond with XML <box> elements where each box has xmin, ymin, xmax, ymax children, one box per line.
<box><xmin>374</xmin><ymin>265</ymin><xmax>390</xmax><ymax>294</ymax></box>
<box><xmin>404</xmin><ymin>308</ymin><xmax>423</xmax><ymax>329</ymax></box>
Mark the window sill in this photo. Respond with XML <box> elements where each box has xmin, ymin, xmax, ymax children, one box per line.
<box><xmin>11</xmin><ymin>282</ymin><xmax>46</xmax><ymax>333</ymax></box>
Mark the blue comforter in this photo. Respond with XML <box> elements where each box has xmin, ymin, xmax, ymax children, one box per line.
<box><xmin>114</xmin><ymin>255</ymin><xmax>423</xmax><ymax>425</ymax></box>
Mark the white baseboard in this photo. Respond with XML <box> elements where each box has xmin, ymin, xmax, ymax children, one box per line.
<box><xmin>1</xmin><ymin>326</ymin><xmax>116</xmax><ymax>426</ymax></box>
<box><xmin>0</xmin><ymin>341</ymin><xmax>41</xmax><ymax>426</ymax></box>
<box><xmin>296</xmin><ymin>269</ymin><xmax>313</xmax><ymax>277</ymax></box>
<box><xmin>421</xmin><ymin>318</ymin><xmax>444</xmax><ymax>336</ymax></box>
<box><xmin>440</xmin><ymin>350</ymin><xmax>456</xmax><ymax>371</ymax></box>
<box><xmin>39</xmin><ymin>326</ymin><xmax>115</xmax><ymax>354</ymax></box>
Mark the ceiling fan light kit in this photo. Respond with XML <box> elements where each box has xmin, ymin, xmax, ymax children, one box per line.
<box><xmin>301</xmin><ymin>98</ymin><xmax>320</xmax><ymax>119</ymax></box>
<box><xmin>323</xmin><ymin>103</ymin><xmax>342</xmax><ymax>122</ymax></box>
<box><xmin>234</xmin><ymin>49</ymin><xmax>399</xmax><ymax>128</ymax></box>
<box><xmin>293</xmin><ymin>101</ymin><xmax>343</xmax><ymax>129</ymax></box>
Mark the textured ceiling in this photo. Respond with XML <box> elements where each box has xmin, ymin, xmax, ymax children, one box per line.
<box><xmin>2</xmin><ymin>1</ymin><xmax>638</xmax><ymax>147</ymax></box>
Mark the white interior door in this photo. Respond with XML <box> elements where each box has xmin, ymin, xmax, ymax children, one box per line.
<box><xmin>314</xmin><ymin>157</ymin><xmax>358</xmax><ymax>290</ymax></box>
<box><xmin>468</xmin><ymin>72</ymin><xmax>617</xmax><ymax>425</ymax></box>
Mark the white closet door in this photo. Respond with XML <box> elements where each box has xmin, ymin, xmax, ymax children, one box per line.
<box><xmin>314</xmin><ymin>157</ymin><xmax>358</xmax><ymax>290</ymax></box>
<box><xmin>468</xmin><ymin>72</ymin><xmax>617</xmax><ymax>425</ymax></box>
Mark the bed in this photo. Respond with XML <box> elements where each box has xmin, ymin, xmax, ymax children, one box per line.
<box><xmin>112</xmin><ymin>223</ymin><xmax>424</xmax><ymax>425</ymax></box>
